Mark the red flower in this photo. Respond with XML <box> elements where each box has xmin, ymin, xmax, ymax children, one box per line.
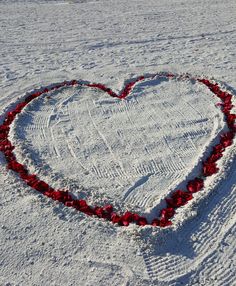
<box><xmin>187</xmin><ymin>177</ymin><xmax>204</xmax><ymax>193</ymax></box>
<box><xmin>202</xmin><ymin>162</ymin><xmax>219</xmax><ymax>176</ymax></box>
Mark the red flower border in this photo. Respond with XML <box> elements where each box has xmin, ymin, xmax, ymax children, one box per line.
<box><xmin>0</xmin><ymin>73</ymin><xmax>235</xmax><ymax>227</ymax></box>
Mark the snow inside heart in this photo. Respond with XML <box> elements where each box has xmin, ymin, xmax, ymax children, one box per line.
<box><xmin>1</xmin><ymin>73</ymin><xmax>235</xmax><ymax>227</ymax></box>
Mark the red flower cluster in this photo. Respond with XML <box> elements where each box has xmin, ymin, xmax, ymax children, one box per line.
<box><xmin>110</xmin><ymin>211</ymin><xmax>148</xmax><ymax>226</ymax></box>
<box><xmin>0</xmin><ymin>74</ymin><xmax>235</xmax><ymax>228</ymax></box>
<box><xmin>198</xmin><ymin>80</ymin><xmax>235</xmax><ymax>180</ymax></box>
<box><xmin>166</xmin><ymin>190</ymin><xmax>193</xmax><ymax>208</ymax></box>
<box><xmin>187</xmin><ymin>178</ymin><xmax>204</xmax><ymax>193</ymax></box>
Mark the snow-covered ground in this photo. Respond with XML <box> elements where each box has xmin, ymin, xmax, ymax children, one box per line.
<box><xmin>0</xmin><ymin>0</ymin><xmax>235</xmax><ymax>285</ymax></box>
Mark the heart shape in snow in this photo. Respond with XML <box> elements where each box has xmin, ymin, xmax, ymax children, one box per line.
<box><xmin>0</xmin><ymin>73</ymin><xmax>235</xmax><ymax>227</ymax></box>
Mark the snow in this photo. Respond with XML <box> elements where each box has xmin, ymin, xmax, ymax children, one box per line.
<box><xmin>0</xmin><ymin>0</ymin><xmax>235</xmax><ymax>285</ymax></box>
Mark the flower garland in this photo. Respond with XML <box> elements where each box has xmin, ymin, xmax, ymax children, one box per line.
<box><xmin>0</xmin><ymin>73</ymin><xmax>235</xmax><ymax>227</ymax></box>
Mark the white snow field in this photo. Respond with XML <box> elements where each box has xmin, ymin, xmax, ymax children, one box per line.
<box><xmin>0</xmin><ymin>0</ymin><xmax>236</xmax><ymax>285</ymax></box>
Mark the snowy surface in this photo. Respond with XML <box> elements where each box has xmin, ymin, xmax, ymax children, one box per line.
<box><xmin>0</xmin><ymin>0</ymin><xmax>236</xmax><ymax>285</ymax></box>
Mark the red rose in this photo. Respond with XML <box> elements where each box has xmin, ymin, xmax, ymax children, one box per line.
<box><xmin>187</xmin><ymin>177</ymin><xmax>204</xmax><ymax>193</ymax></box>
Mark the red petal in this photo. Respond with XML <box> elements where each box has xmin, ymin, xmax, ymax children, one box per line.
<box><xmin>187</xmin><ymin>178</ymin><xmax>204</xmax><ymax>193</ymax></box>
<box><xmin>160</xmin><ymin>207</ymin><xmax>175</xmax><ymax>219</ymax></box>
<box><xmin>151</xmin><ymin>219</ymin><xmax>160</xmax><ymax>226</ymax></box>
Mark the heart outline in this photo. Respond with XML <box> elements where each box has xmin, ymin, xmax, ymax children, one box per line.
<box><xmin>0</xmin><ymin>72</ymin><xmax>235</xmax><ymax>227</ymax></box>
